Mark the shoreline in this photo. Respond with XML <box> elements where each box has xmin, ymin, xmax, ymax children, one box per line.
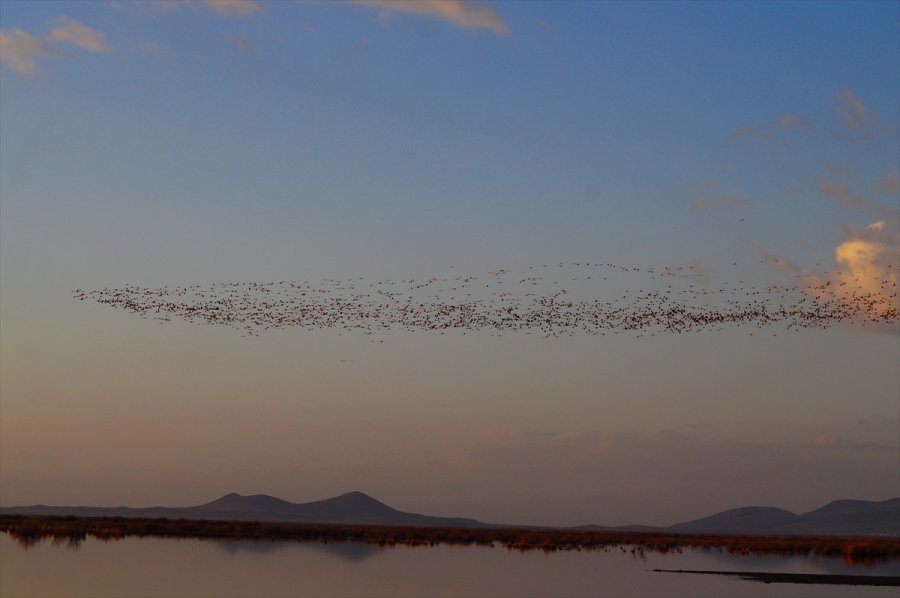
<box><xmin>3</xmin><ymin>514</ymin><xmax>898</xmax><ymax>565</ymax></box>
<box><xmin>653</xmin><ymin>569</ymin><xmax>900</xmax><ymax>587</ymax></box>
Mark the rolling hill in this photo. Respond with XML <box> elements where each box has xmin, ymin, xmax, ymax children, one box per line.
<box><xmin>2</xmin><ymin>493</ymin><xmax>897</xmax><ymax>535</ymax></box>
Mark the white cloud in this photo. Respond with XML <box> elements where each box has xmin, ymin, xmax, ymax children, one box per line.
<box><xmin>353</xmin><ymin>0</ymin><xmax>509</xmax><ymax>36</ymax></box>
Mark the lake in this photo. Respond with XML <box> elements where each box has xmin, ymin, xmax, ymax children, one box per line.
<box><xmin>2</xmin><ymin>533</ymin><xmax>898</xmax><ymax>597</ymax></box>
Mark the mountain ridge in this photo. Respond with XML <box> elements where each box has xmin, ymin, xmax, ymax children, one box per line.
<box><xmin>665</xmin><ymin>497</ymin><xmax>900</xmax><ymax>535</ymax></box>
<box><xmin>2</xmin><ymin>493</ymin><xmax>897</xmax><ymax>536</ymax></box>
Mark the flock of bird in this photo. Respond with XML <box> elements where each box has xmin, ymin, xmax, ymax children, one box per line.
<box><xmin>73</xmin><ymin>262</ymin><xmax>898</xmax><ymax>338</ymax></box>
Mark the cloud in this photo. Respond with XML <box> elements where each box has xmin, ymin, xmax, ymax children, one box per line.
<box><xmin>0</xmin><ymin>18</ymin><xmax>108</xmax><ymax>75</ymax></box>
<box><xmin>689</xmin><ymin>259</ymin><xmax>711</xmax><ymax>278</ymax></box>
<box><xmin>823</xmin><ymin>160</ymin><xmax>855</xmax><ymax>176</ymax></box>
<box><xmin>123</xmin><ymin>1</ymin><xmax>261</xmax><ymax>17</ymax></box>
<box><xmin>816</xmin><ymin>179</ymin><xmax>868</xmax><ymax>209</ymax></box>
<box><xmin>835</xmin><ymin>88</ymin><xmax>868</xmax><ymax>131</ymax></box>
<box><xmin>748</xmin><ymin>242</ymin><xmax>800</xmax><ymax>273</ymax></box>
<box><xmin>730</xmin><ymin>127</ymin><xmax>772</xmax><ymax>141</ymax></box>
<box><xmin>353</xmin><ymin>0</ymin><xmax>510</xmax><ymax>36</ymax></box>
<box><xmin>142</xmin><ymin>0</ymin><xmax>184</xmax><ymax>13</ymax></box>
<box><xmin>777</xmin><ymin>113</ymin><xmax>811</xmax><ymax>130</ymax></box>
<box><xmin>227</xmin><ymin>33</ymin><xmax>256</xmax><ymax>53</ymax></box>
<box><xmin>691</xmin><ymin>193</ymin><xmax>752</xmax><ymax>212</ymax></box>
<box><xmin>48</xmin><ymin>16</ymin><xmax>110</xmax><ymax>52</ymax></box>
<box><xmin>834</xmin><ymin>88</ymin><xmax>875</xmax><ymax>139</ymax></box>
<box><xmin>134</xmin><ymin>40</ymin><xmax>170</xmax><ymax>57</ymax></box>
<box><xmin>202</xmin><ymin>0</ymin><xmax>262</xmax><ymax>17</ymax></box>
<box><xmin>802</xmin><ymin>221</ymin><xmax>900</xmax><ymax>327</ymax></box>
<box><xmin>733</xmin><ymin>112</ymin><xmax>811</xmax><ymax>141</ymax></box>
<box><xmin>878</xmin><ymin>170</ymin><xmax>900</xmax><ymax>196</ymax></box>
<box><xmin>874</xmin><ymin>205</ymin><xmax>900</xmax><ymax>226</ymax></box>
<box><xmin>0</xmin><ymin>28</ymin><xmax>58</xmax><ymax>74</ymax></box>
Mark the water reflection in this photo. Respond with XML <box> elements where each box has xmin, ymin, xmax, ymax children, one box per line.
<box><xmin>209</xmin><ymin>538</ymin><xmax>381</xmax><ymax>562</ymax></box>
<box><xmin>2</xmin><ymin>533</ymin><xmax>898</xmax><ymax>598</ymax></box>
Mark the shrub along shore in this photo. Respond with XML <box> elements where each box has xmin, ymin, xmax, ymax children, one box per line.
<box><xmin>2</xmin><ymin>514</ymin><xmax>898</xmax><ymax>566</ymax></box>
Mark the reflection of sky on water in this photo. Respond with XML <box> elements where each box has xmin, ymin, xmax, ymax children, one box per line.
<box><xmin>702</xmin><ymin>550</ymin><xmax>900</xmax><ymax>577</ymax></box>
<box><xmin>209</xmin><ymin>538</ymin><xmax>380</xmax><ymax>562</ymax></box>
<box><xmin>2</xmin><ymin>534</ymin><xmax>897</xmax><ymax>598</ymax></box>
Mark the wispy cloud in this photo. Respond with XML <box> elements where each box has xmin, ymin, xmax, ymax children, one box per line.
<box><xmin>691</xmin><ymin>193</ymin><xmax>752</xmax><ymax>212</ymax></box>
<box><xmin>121</xmin><ymin>0</ymin><xmax>262</xmax><ymax>17</ymax></box>
<box><xmin>0</xmin><ymin>17</ymin><xmax>109</xmax><ymax>75</ymax></box>
<box><xmin>134</xmin><ymin>40</ymin><xmax>170</xmax><ymax>57</ymax></box>
<box><xmin>817</xmin><ymin>179</ymin><xmax>868</xmax><ymax>209</ymax></box>
<box><xmin>202</xmin><ymin>0</ymin><xmax>262</xmax><ymax>17</ymax></box>
<box><xmin>732</xmin><ymin>112</ymin><xmax>811</xmax><ymax>141</ymax></box>
<box><xmin>748</xmin><ymin>242</ymin><xmax>800</xmax><ymax>274</ymax></box>
<box><xmin>0</xmin><ymin>29</ymin><xmax>58</xmax><ymax>74</ymax></box>
<box><xmin>777</xmin><ymin>113</ymin><xmax>811</xmax><ymax>130</ymax></box>
<box><xmin>834</xmin><ymin>88</ymin><xmax>874</xmax><ymax>139</ymax></box>
<box><xmin>689</xmin><ymin>259</ymin><xmax>711</xmax><ymax>279</ymax></box>
<box><xmin>874</xmin><ymin>205</ymin><xmax>900</xmax><ymax>227</ymax></box>
<box><xmin>48</xmin><ymin>16</ymin><xmax>110</xmax><ymax>52</ymax></box>
<box><xmin>227</xmin><ymin>33</ymin><xmax>256</xmax><ymax>54</ymax></box>
<box><xmin>878</xmin><ymin>170</ymin><xmax>900</xmax><ymax>196</ymax></box>
<box><xmin>730</xmin><ymin>126</ymin><xmax>772</xmax><ymax>141</ymax></box>
<box><xmin>353</xmin><ymin>0</ymin><xmax>510</xmax><ymax>36</ymax></box>
<box><xmin>823</xmin><ymin>160</ymin><xmax>856</xmax><ymax>176</ymax></box>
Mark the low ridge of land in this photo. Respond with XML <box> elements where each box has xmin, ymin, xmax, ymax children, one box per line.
<box><xmin>2</xmin><ymin>493</ymin><xmax>897</xmax><ymax>536</ymax></box>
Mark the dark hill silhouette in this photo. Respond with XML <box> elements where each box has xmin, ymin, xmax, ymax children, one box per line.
<box><xmin>788</xmin><ymin>498</ymin><xmax>900</xmax><ymax>535</ymax></box>
<box><xmin>1</xmin><ymin>494</ymin><xmax>897</xmax><ymax>535</ymax></box>
<box><xmin>200</xmin><ymin>493</ymin><xmax>295</xmax><ymax>513</ymax></box>
<box><xmin>669</xmin><ymin>506</ymin><xmax>799</xmax><ymax>534</ymax></box>
<box><xmin>0</xmin><ymin>491</ymin><xmax>486</xmax><ymax>528</ymax></box>
<box><xmin>669</xmin><ymin>498</ymin><xmax>900</xmax><ymax>535</ymax></box>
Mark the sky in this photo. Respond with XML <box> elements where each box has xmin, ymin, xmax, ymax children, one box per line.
<box><xmin>1</xmin><ymin>0</ymin><xmax>898</xmax><ymax>527</ymax></box>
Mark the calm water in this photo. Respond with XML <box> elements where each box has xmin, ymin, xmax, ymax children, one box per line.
<box><xmin>2</xmin><ymin>533</ymin><xmax>898</xmax><ymax>597</ymax></box>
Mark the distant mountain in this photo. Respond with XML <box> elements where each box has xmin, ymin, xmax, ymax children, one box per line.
<box><xmin>668</xmin><ymin>498</ymin><xmax>900</xmax><ymax>536</ymax></box>
<box><xmin>669</xmin><ymin>506</ymin><xmax>800</xmax><ymax>534</ymax></box>
<box><xmin>0</xmin><ymin>491</ymin><xmax>487</xmax><ymax>528</ymax></box>
<box><xmin>2</xmin><ymin>494</ymin><xmax>897</xmax><ymax>536</ymax></box>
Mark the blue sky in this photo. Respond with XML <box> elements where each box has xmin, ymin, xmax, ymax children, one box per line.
<box><xmin>1</xmin><ymin>1</ymin><xmax>898</xmax><ymax>525</ymax></box>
